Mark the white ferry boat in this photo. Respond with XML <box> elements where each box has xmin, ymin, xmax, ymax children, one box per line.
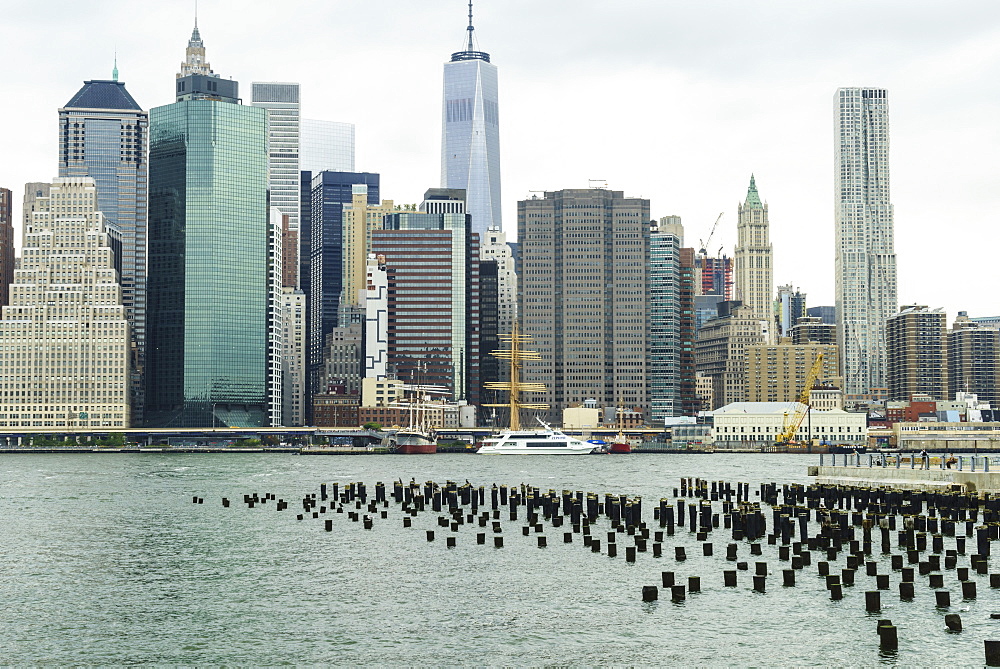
<box><xmin>481</xmin><ymin>325</ymin><xmax>599</xmax><ymax>454</ymax></box>
<box><xmin>478</xmin><ymin>419</ymin><xmax>599</xmax><ymax>455</ymax></box>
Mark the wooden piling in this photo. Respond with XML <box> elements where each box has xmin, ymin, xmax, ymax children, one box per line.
<box><xmin>878</xmin><ymin>623</ymin><xmax>898</xmax><ymax>651</ymax></box>
<box><xmin>985</xmin><ymin>640</ymin><xmax>1000</xmax><ymax>666</ymax></box>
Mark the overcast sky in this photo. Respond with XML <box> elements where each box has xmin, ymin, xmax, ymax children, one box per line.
<box><xmin>4</xmin><ymin>0</ymin><xmax>1000</xmax><ymax>319</ymax></box>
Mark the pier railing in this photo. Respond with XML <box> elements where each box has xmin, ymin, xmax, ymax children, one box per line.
<box><xmin>819</xmin><ymin>452</ymin><xmax>994</xmax><ymax>472</ymax></box>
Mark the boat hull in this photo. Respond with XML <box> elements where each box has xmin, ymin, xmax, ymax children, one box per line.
<box><xmin>477</xmin><ymin>428</ymin><xmax>597</xmax><ymax>455</ymax></box>
<box><xmin>396</xmin><ymin>443</ymin><xmax>437</xmax><ymax>455</ymax></box>
<box><xmin>478</xmin><ymin>445</ymin><xmax>594</xmax><ymax>455</ymax></box>
<box><xmin>609</xmin><ymin>442</ymin><xmax>632</xmax><ymax>454</ymax></box>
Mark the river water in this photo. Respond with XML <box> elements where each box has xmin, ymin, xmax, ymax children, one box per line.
<box><xmin>0</xmin><ymin>452</ymin><xmax>994</xmax><ymax>665</ymax></box>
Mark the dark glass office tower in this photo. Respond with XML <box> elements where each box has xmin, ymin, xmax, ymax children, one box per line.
<box><xmin>59</xmin><ymin>76</ymin><xmax>148</xmax><ymax>423</ymax></box>
<box><xmin>146</xmin><ymin>28</ymin><xmax>270</xmax><ymax>427</ymax></box>
<box><xmin>307</xmin><ymin>171</ymin><xmax>379</xmax><ymax>418</ymax></box>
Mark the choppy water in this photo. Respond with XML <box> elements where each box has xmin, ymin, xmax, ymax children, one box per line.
<box><xmin>0</xmin><ymin>452</ymin><xmax>995</xmax><ymax>665</ymax></box>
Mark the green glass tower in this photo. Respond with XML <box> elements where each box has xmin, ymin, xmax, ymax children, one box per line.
<box><xmin>146</xmin><ymin>100</ymin><xmax>269</xmax><ymax>427</ymax></box>
<box><xmin>145</xmin><ymin>28</ymin><xmax>270</xmax><ymax>427</ymax></box>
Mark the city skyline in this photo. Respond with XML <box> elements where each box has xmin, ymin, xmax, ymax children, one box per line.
<box><xmin>4</xmin><ymin>1</ymin><xmax>1000</xmax><ymax>321</ymax></box>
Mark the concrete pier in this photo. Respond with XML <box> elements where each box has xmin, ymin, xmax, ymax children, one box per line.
<box><xmin>808</xmin><ymin>464</ymin><xmax>1000</xmax><ymax>493</ymax></box>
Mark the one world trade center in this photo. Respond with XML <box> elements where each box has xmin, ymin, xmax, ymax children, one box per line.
<box><xmin>440</xmin><ymin>3</ymin><xmax>501</xmax><ymax>235</ymax></box>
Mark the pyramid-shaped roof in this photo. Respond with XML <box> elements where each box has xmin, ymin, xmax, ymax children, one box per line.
<box><xmin>64</xmin><ymin>80</ymin><xmax>142</xmax><ymax>111</ymax></box>
<box><xmin>744</xmin><ymin>174</ymin><xmax>763</xmax><ymax>208</ymax></box>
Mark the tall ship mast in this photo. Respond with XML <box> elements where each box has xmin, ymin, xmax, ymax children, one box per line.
<box><xmin>483</xmin><ymin>323</ymin><xmax>548</xmax><ymax>430</ymax></box>
<box><xmin>478</xmin><ymin>326</ymin><xmax>599</xmax><ymax>454</ymax></box>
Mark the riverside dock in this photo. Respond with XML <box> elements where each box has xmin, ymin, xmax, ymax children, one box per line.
<box><xmin>809</xmin><ymin>453</ymin><xmax>1000</xmax><ymax>494</ymax></box>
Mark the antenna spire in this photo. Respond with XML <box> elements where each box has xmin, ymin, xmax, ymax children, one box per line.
<box><xmin>112</xmin><ymin>49</ymin><xmax>118</xmax><ymax>82</ymax></box>
<box><xmin>466</xmin><ymin>1</ymin><xmax>474</xmax><ymax>51</ymax></box>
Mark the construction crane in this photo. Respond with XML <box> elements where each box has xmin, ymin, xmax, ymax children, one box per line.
<box><xmin>775</xmin><ymin>352</ymin><xmax>825</xmax><ymax>445</ymax></box>
<box><xmin>698</xmin><ymin>212</ymin><xmax>725</xmax><ymax>256</ymax></box>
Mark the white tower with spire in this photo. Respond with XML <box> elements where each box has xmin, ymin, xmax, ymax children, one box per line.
<box><xmin>440</xmin><ymin>1</ymin><xmax>502</xmax><ymax>237</ymax></box>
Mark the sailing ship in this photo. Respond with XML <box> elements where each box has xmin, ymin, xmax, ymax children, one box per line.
<box><xmin>478</xmin><ymin>324</ymin><xmax>599</xmax><ymax>455</ymax></box>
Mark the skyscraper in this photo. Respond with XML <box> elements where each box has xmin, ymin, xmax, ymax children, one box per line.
<box><xmin>58</xmin><ymin>74</ymin><xmax>148</xmax><ymax>422</ymax></box>
<box><xmin>734</xmin><ymin>175</ymin><xmax>773</xmax><ymax>340</ymax></box>
<box><xmin>835</xmin><ymin>87</ymin><xmax>897</xmax><ymax>395</ymax></box>
<box><xmin>0</xmin><ymin>188</ymin><xmax>12</xmax><ymax>307</ymax></box>
<box><xmin>376</xmin><ymin>189</ymin><xmax>481</xmax><ymax>404</ymax></box>
<box><xmin>886</xmin><ymin>305</ymin><xmax>947</xmax><ymax>401</ymax></box>
<box><xmin>300</xmin><ymin>119</ymin><xmax>355</xmax><ymax>174</ymax></box>
<box><xmin>252</xmin><ymin>83</ymin><xmax>300</xmax><ymax>235</ymax></box>
<box><xmin>776</xmin><ymin>284</ymin><xmax>807</xmax><ymax>338</ymax></box>
<box><xmin>306</xmin><ymin>171</ymin><xmax>380</xmax><ymax>412</ymax></box>
<box><xmin>340</xmin><ymin>186</ymin><xmax>396</xmax><ymax>325</ymax></box>
<box><xmin>949</xmin><ymin>313</ymin><xmax>1000</xmax><ymax>407</ymax></box>
<box><xmin>518</xmin><ymin>188</ymin><xmax>650</xmax><ymax>419</ymax></box>
<box><xmin>0</xmin><ymin>177</ymin><xmax>130</xmax><ymax>429</ymax></box>
<box><xmin>649</xmin><ymin>217</ymin><xmax>684</xmax><ymax>422</ymax></box>
<box><xmin>694</xmin><ymin>301</ymin><xmax>766</xmax><ymax>409</ymax></box>
<box><xmin>441</xmin><ymin>3</ymin><xmax>501</xmax><ymax>235</ymax></box>
<box><xmin>479</xmin><ymin>225</ymin><xmax>516</xmax><ymax>338</ymax></box>
<box><xmin>145</xmin><ymin>24</ymin><xmax>272</xmax><ymax>428</ymax></box>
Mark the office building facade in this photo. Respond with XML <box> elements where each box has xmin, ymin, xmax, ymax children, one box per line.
<box><xmin>441</xmin><ymin>8</ymin><xmax>501</xmax><ymax>234</ymax></box>
<box><xmin>59</xmin><ymin>77</ymin><xmax>148</xmax><ymax>422</ymax></box>
<box><xmin>949</xmin><ymin>313</ymin><xmax>1000</xmax><ymax>407</ymax></box>
<box><xmin>300</xmin><ymin>119</ymin><xmax>355</xmax><ymax>174</ymax></box>
<box><xmin>885</xmin><ymin>305</ymin><xmax>947</xmax><ymax>401</ymax></box>
<box><xmin>694</xmin><ymin>301</ymin><xmax>766</xmax><ymax>409</ymax></box>
<box><xmin>0</xmin><ymin>177</ymin><xmax>129</xmax><ymax>428</ymax></box>
<box><xmin>835</xmin><ymin>87</ymin><xmax>898</xmax><ymax>394</ymax></box>
<box><xmin>306</xmin><ymin>171</ymin><xmax>380</xmax><ymax>409</ymax></box>
<box><xmin>479</xmin><ymin>225</ymin><xmax>516</xmax><ymax>337</ymax></box>
<box><xmin>340</xmin><ymin>186</ymin><xmax>395</xmax><ymax>324</ymax></box>
<box><xmin>146</xmin><ymin>28</ymin><xmax>271</xmax><ymax>427</ymax></box>
<box><xmin>649</xmin><ymin>218</ymin><xmax>684</xmax><ymax>421</ymax></box>
<box><xmin>745</xmin><ymin>342</ymin><xmax>841</xmax><ymax>403</ymax></box>
<box><xmin>776</xmin><ymin>284</ymin><xmax>806</xmax><ymax>338</ymax></box>
<box><xmin>518</xmin><ymin>188</ymin><xmax>650</xmax><ymax>419</ymax></box>
<box><xmin>375</xmin><ymin>189</ymin><xmax>481</xmax><ymax>403</ymax></box>
<box><xmin>252</xmin><ymin>82</ymin><xmax>301</xmax><ymax>247</ymax></box>
<box><xmin>280</xmin><ymin>287</ymin><xmax>306</xmax><ymax>426</ymax></box>
<box><xmin>0</xmin><ymin>188</ymin><xmax>12</xmax><ymax>307</ymax></box>
<box><xmin>790</xmin><ymin>316</ymin><xmax>836</xmax><ymax>346</ymax></box>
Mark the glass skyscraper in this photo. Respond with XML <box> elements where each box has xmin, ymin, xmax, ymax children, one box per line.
<box><xmin>146</xmin><ymin>27</ymin><xmax>271</xmax><ymax>428</ymax></box>
<box><xmin>441</xmin><ymin>8</ymin><xmax>501</xmax><ymax>236</ymax></box>
<box><xmin>649</xmin><ymin>220</ymin><xmax>684</xmax><ymax>422</ymax></box>
<box><xmin>300</xmin><ymin>119</ymin><xmax>355</xmax><ymax>174</ymax></box>
<box><xmin>58</xmin><ymin>77</ymin><xmax>148</xmax><ymax>423</ymax></box>
<box><xmin>306</xmin><ymin>171</ymin><xmax>379</xmax><ymax>413</ymax></box>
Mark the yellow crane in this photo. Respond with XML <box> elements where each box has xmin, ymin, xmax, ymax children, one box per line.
<box><xmin>775</xmin><ymin>352</ymin><xmax>825</xmax><ymax>445</ymax></box>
